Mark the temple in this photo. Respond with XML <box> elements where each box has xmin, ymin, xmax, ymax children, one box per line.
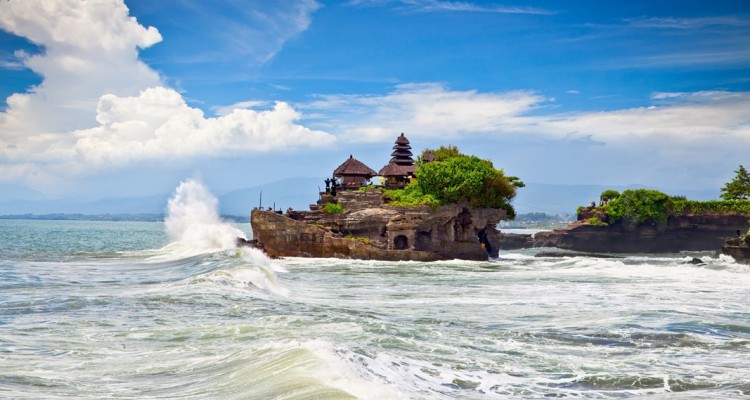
<box><xmin>327</xmin><ymin>132</ymin><xmax>417</xmax><ymax>193</ymax></box>
<box><xmin>378</xmin><ymin>133</ymin><xmax>416</xmax><ymax>189</ymax></box>
<box><xmin>249</xmin><ymin>132</ymin><xmax>510</xmax><ymax>261</ymax></box>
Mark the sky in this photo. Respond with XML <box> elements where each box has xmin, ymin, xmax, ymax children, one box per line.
<box><xmin>0</xmin><ymin>0</ymin><xmax>749</xmax><ymax>202</ymax></box>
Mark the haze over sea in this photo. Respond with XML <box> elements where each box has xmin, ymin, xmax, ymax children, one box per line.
<box><xmin>1</xmin><ymin>180</ymin><xmax>749</xmax><ymax>399</ymax></box>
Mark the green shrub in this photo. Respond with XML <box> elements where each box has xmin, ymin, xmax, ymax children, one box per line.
<box><xmin>603</xmin><ymin>189</ymin><xmax>672</xmax><ymax>227</ymax></box>
<box><xmin>387</xmin><ymin>146</ymin><xmax>522</xmax><ymax>216</ymax></box>
<box><xmin>414</xmin><ymin>153</ymin><xmax>520</xmax><ymax>217</ymax></box>
<box><xmin>383</xmin><ymin>185</ymin><xmax>441</xmax><ymax>209</ymax></box>
<box><xmin>322</xmin><ymin>202</ymin><xmax>344</xmax><ymax>214</ymax></box>
<box><xmin>600</xmin><ymin>189</ymin><xmax>620</xmax><ymax>202</ymax></box>
<box><xmin>588</xmin><ymin>216</ymin><xmax>607</xmax><ymax>226</ymax></box>
<box><xmin>671</xmin><ymin>199</ymin><xmax>750</xmax><ymax>215</ymax></box>
<box><xmin>419</xmin><ymin>145</ymin><xmax>460</xmax><ymax>164</ymax></box>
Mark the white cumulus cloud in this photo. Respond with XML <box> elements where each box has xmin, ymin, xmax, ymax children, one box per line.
<box><xmin>304</xmin><ymin>83</ymin><xmax>549</xmax><ymax>142</ymax></box>
<box><xmin>0</xmin><ymin>0</ymin><xmax>333</xmax><ymax>190</ymax></box>
<box><xmin>306</xmin><ymin>83</ymin><xmax>749</xmax><ymax>154</ymax></box>
<box><xmin>73</xmin><ymin>87</ymin><xmax>334</xmax><ymax>166</ymax></box>
<box><xmin>0</xmin><ymin>0</ymin><xmax>163</xmax><ymax>137</ymax></box>
<box><xmin>539</xmin><ymin>91</ymin><xmax>750</xmax><ymax>143</ymax></box>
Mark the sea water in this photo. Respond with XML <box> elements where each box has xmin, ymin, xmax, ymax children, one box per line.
<box><xmin>1</xmin><ymin>182</ymin><xmax>749</xmax><ymax>399</ymax></box>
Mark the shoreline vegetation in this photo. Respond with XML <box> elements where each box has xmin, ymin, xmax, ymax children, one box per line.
<box><xmin>578</xmin><ymin>188</ymin><xmax>750</xmax><ymax>228</ymax></box>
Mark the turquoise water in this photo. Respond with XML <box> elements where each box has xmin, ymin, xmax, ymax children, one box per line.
<box><xmin>0</xmin><ymin>220</ymin><xmax>170</xmax><ymax>260</ymax></box>
<box><xmin>1</xmin><ymin>182</ymin><xmax>749</xmax><ymax>399</ymax></box>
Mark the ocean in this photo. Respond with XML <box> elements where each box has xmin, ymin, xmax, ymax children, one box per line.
<box><xmin>1</xmin><ymin>181</ymin><xmax>749</xmax><ymax>399</ymax></box>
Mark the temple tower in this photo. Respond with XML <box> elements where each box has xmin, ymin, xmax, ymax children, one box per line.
<box><xmin>379</xmin><ymin>133</ymin><xmax>416</xmax><ymax>188</ymax></box>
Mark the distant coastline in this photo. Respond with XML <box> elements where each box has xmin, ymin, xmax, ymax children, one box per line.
<box><xmin>0</xmin><ymin>213</ymin><xmax>250</xmax><ymax>223</ymax></box>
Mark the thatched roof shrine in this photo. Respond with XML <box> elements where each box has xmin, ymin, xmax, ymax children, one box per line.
<box><xmin>379</xmin><ymin>162</ymin><xmax>415</xmax><ymax>177</ymax></box>
<box><xmin>334</xmin><ymin>155</ymin><xmax>377</xmax><ymax>177</ymax></box>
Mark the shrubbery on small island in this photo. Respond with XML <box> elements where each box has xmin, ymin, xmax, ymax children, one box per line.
<box><xmin>383</xmin><ymin>146</ymin><xmax>524</xmax><ymax>217</ymax></box>
<box><xmin>586</xmin><ymin>188</ymin><xmax>750</xmax><ymax>227</ymax></box>
<box><xmin>603</xmin><ymin>189</ymin><xmax>673</xmax><ymax>227</ymax></box>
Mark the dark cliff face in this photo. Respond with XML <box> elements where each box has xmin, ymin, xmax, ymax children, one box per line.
<box><xmin>251</xmin><ymin>192</ymin><xmax>508</xmax><ymax>261</ymax></box>
<box><xmin>533</xmin><ymin>214</ymin><xmax>749</xmax><ymax>253</ymax></box>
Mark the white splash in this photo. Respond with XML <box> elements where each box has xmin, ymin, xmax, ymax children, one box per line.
<box><xmin>163</xmin><ymin>179</ymin><xmax>246</xmax><ymax>255</ymax></box>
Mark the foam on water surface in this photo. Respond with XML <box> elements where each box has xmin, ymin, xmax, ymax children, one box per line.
<box><xmin>2</xmin><ymin>191</ymin><xmax>749</xmax><ymax>399</ymax></box>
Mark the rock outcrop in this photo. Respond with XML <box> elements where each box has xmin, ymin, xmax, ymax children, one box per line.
<box><xmin>532</xmin><ymin>214</ymin><xmax>749</xmax><ymax>253</ymax></box>
<box><xmin>720</xmin><ymin>236</ymin><xmax>750</xmax><ymax>264</ymax></box>
<box><xmin>250</xmin><ymin>190</ymin><xmax>509</xmax><ymax>261</ymax></box>
<box><xmin>495</xmin><ymin>232</ymin><xmax>535</xmax><ymax>250</ymax></box>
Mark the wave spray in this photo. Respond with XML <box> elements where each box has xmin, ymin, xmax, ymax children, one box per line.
<box><xmin>164</xmin><ymin>179</ymin><xmax>246</xmax><ymax>254</ymax></box>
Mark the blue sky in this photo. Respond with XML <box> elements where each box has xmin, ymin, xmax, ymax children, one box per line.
<box><xmin>0</xmin><ymin>0</ymin><xmax>749</xmax><ymax>202</ymax></box>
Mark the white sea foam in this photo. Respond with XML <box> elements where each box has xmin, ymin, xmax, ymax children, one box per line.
<box><xmin>496</xmin><ymin>252</ymin><xmax>537</xmax><ymax>261</ymax></box>
<box><xmin>7</xmin><ymin>220</ymin><xmax>750</xmax><ymax>399</ymax></box>
<box><xmin>297</xmin><ymin>340</ymin><xmax>409</xmax><ymax>400</ymax></box>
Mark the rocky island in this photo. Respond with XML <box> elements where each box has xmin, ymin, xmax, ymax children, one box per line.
<box><xmin>248</xmin><ymin>138</ymin><xmax>750</xmax><ymax>262</ymax></box>
<box><xmin>250</xmin><ymin>134</ymin><xmax>522</xmax><ymax>261</ymax></box>
<box><xmin>513</xmin><ymin>189</ymin><xmax>750</xmax><ymax>254</ymax></box>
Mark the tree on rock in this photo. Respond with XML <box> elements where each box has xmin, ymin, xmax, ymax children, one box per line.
<box><xmin>600</xmin><ymin>190</ymin><xmax>620</xmax><ymax>202</ymax></box>
<box><xmin>414</xmin><ymin>148</ymin><xmax>523</xmax><ymax>217</ymax></box>
<box><xmin>721</xmin><ymin>165</ymin><xmax>750</xmax><ymax>200</ymax></box>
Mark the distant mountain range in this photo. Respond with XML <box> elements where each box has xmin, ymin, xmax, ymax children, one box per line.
<box><xmin>0</xmin><ymin>177</ymin><xmax>326</xmax><ymax>218</ymax></box>
<box><xmin>0</xmin><ymin>178</ymin><xmax>720</xmax><ymax>218</ymax></box>
<box><xmin>0</xmin><ymin>183</ymin><xmax>46</xmax><ymax>202</ymax></box>
<box><xmin>218</xmin><ymin>176</ymin><xmax>326</xmax><ymax>215</ymax></box>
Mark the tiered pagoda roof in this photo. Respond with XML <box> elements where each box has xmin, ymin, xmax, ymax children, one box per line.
<box><xmin>334</xmin><ymin>155</ymin><xmax>377</xmax><ymax>177</ymax></box>
<box><xmin>379</xmin><ymin>133</ymin><xmax>416</xmax><ymax>177</ymax></box>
